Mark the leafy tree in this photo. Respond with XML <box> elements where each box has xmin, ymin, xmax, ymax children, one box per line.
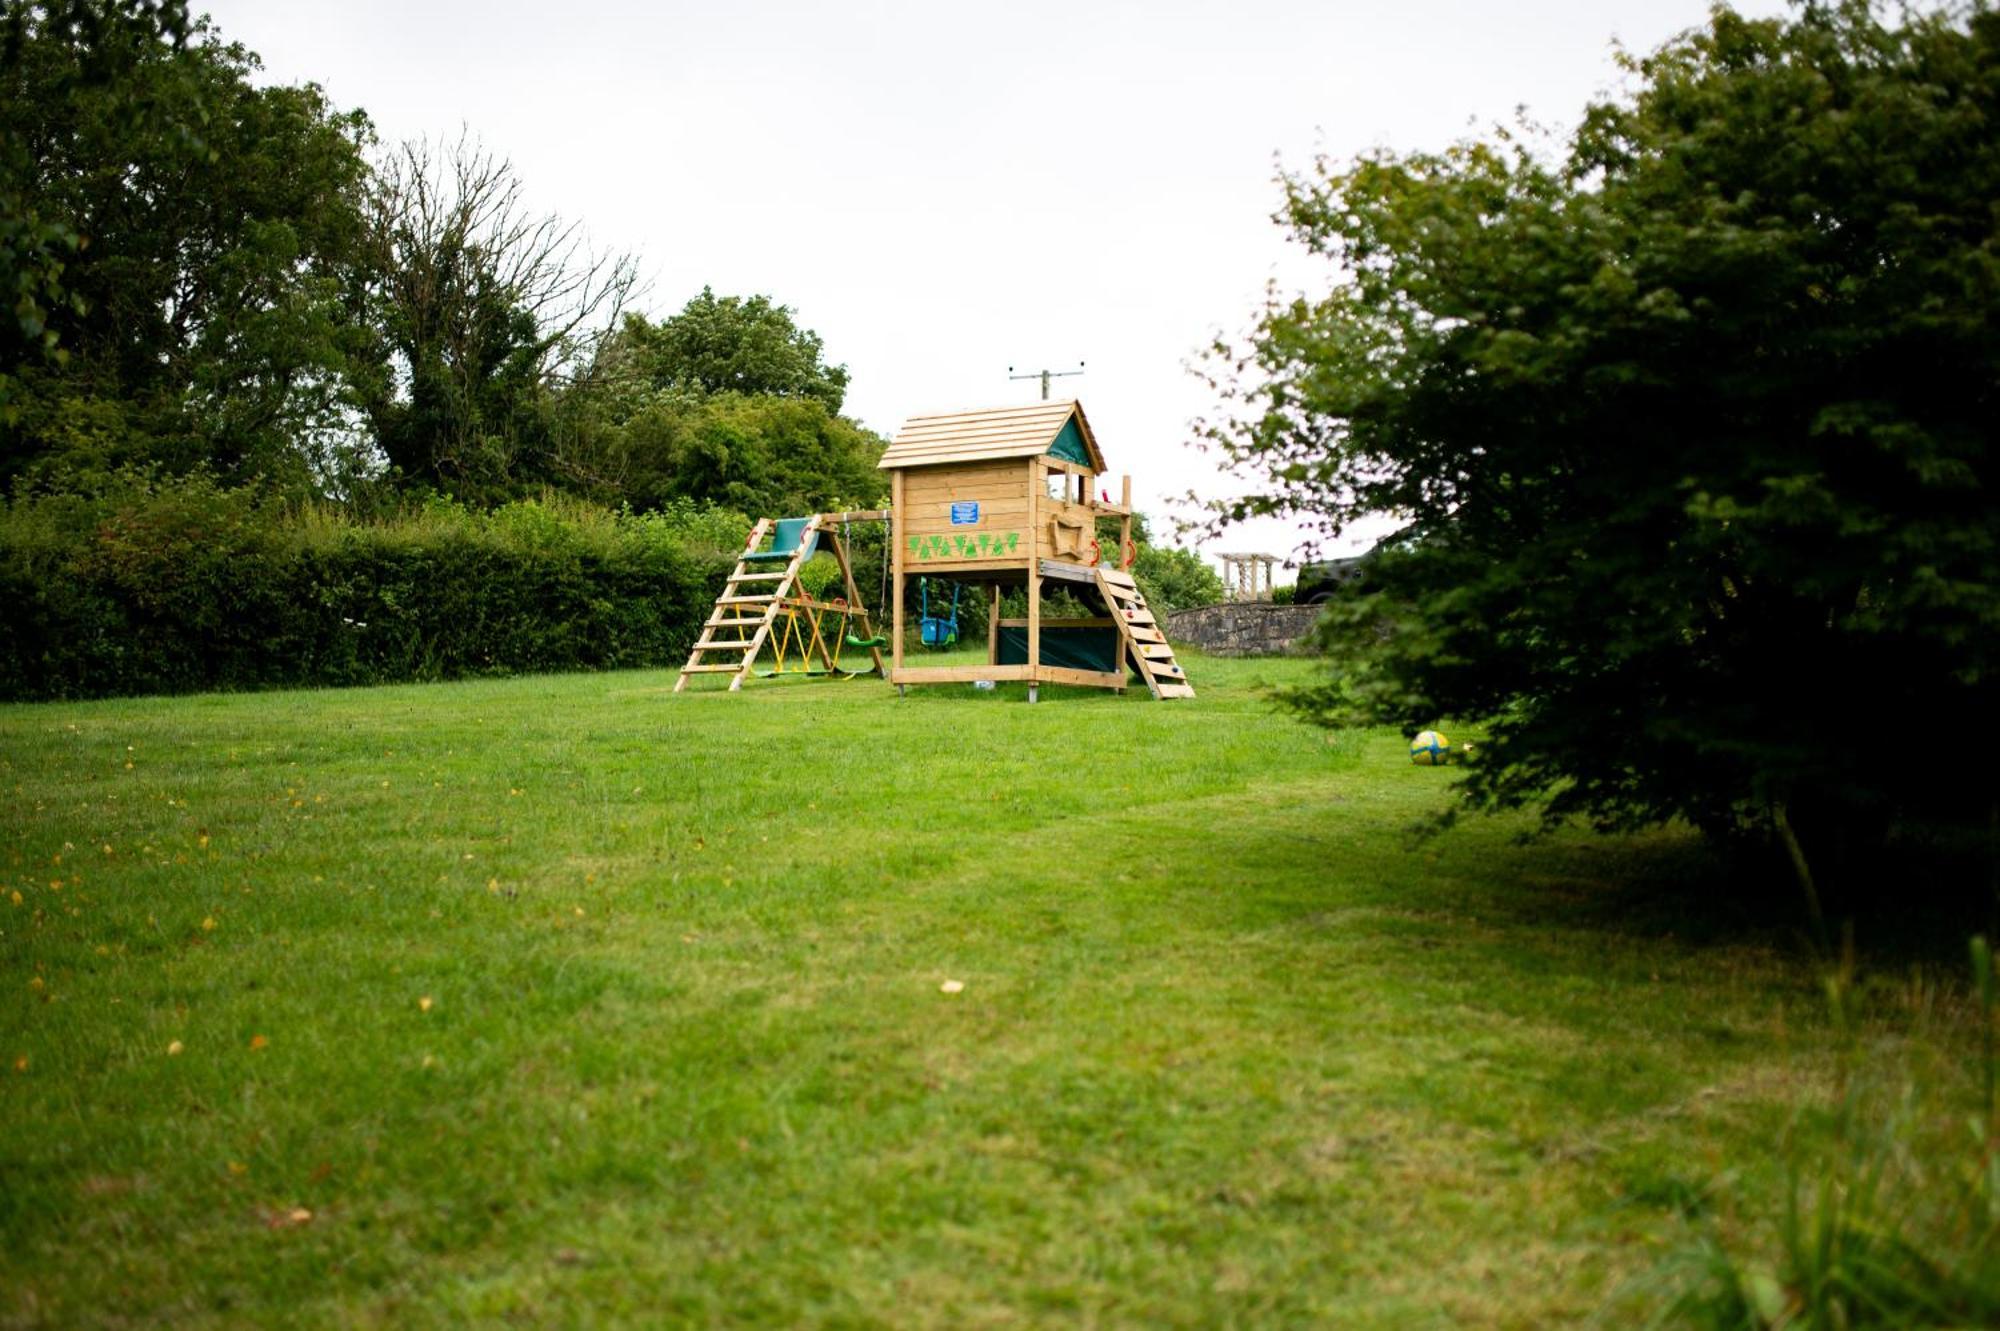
<box><xmin>547</xmin><ymin>289</ymin><xmax>880</xmax><ymax>515</ymax></box>
<box><xmin>614</xmin><ymin>289</ymin><xmax>850</xmax><ymax>412</ymax></box>
<box><xmin>0</xmin><ymin>2</ymin><xmax>372</xmax><ymax>489</ymax></box>
<box><xmin>1</xmin><ymin>2</ymin><xmax>189</xmax><ymax>388</ymax></box>
<box><xmin>1202</xmin><ymin>2</ymin><xmax>2000</xmax><ymax>876</ymax></box>
<box><xmin>602</xmin><ymin>390</ymin><xmax>884</xmax><ymax>517</ymax></box>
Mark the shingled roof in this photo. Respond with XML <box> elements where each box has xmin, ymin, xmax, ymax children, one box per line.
<box><xmin>878</xmin><ymin>399</ymin><xmax>1106</xmax><ymax>472</ymax></box>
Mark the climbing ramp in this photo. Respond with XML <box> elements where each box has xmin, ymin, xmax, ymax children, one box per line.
<box><xmin>1094</xmin><ymin>567</ymin><xmax>1194</xmax><ymax>700</ymax></box>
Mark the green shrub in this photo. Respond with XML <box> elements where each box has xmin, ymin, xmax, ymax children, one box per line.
<box><xmin>0</xmin><ymin>475</ymin><xmax>742</xmax><ymax>700</ymax></box>
<box><xmin>797</xmin><ymin>552</ymin><xmax>842</xmax><ymax>599</ymax></box>
<box><xmin>1131</xmin><ymin>542</ymin><xmax>1224</xmax><ymax>617</ymax></box>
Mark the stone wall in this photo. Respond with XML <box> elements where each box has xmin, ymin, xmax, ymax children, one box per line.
<box><xmin>1166</xmin><ymin>602</ymin><xmax>1322</xmax><ymax>656</ymax></box>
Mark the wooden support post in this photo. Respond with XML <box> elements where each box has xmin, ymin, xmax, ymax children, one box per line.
<box><xmin>1026</xmin><ymin>572</ymin><xmax>1041</xmax><ymax>700</ymax></box>
<box><xmin>1028</xmin><ymin>458</ymin><xmax>1044</xmax><ymax>703</ymax></box>
<box><xmin>891</xmin><ymin>469</ymin><xmax>905</xmax><ymax>682</ymax></box>
<box><xmin>987</xmin><ymin>583</ymin><xmax>1001</xmax><ymax>664</ymax></box>
<box><xmin>1119</xmin><ymin>476</ymin><xmax>1132</xmax><ymax>568</ymax></box>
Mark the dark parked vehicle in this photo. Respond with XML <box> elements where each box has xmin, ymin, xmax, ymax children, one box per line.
<box><xmin>1292</xmin><ymin>555</ymin><xmax>1368</xmax><ymax>604</ymax></box>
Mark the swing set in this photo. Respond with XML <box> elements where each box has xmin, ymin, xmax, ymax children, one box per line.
<box><xmin>674</xmin><ymin>510</ymin><xmax>894</xmax><ymax>692</ymax></box>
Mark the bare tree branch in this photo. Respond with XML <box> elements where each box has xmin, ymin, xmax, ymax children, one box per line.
<box><xmin>356</xmin><ymin>130</ymin><xmax>643</xmax><ymax>490</ymax></box>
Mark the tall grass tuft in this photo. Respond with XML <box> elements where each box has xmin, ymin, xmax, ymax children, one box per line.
<box><xmin>1647</xmin><ymin>937</ymin><xmax>2000</xmax><ymax>1328</ymax></box>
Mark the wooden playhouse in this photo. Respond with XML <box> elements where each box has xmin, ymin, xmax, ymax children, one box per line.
<box><xmin>882</xmin><ymin>399</ymin><xmax>1193</xmax><ymax>702</ymax></box>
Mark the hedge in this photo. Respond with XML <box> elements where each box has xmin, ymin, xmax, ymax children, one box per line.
<box><xmin>0</xmin><ymin>479</ymin><xmax>742</xmax><ymax>701</ymax></box>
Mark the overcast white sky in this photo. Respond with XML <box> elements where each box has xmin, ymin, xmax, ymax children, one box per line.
<box><xmin>201</xmin><ymin>0</ymin><xmax>1788</xmax><ymax>571</ymax></box>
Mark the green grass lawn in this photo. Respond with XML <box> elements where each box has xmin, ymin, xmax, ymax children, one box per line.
<box><xmin>0</xmin><ymin>655</ymin><xmax>1979</xmax><ymax>1327</ymax></box>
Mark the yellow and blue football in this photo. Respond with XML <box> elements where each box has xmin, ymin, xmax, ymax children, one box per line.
<box><xmin>1409</xmin><ymin>730</ymin><xmax>1450</xmax><ymax>766</ymax></box>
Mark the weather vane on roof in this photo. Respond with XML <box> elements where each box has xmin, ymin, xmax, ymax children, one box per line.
<box><xmin>1008</xmin><ymin>361</ymin><xmax>1085</xmax><ymax>401</ymax></box>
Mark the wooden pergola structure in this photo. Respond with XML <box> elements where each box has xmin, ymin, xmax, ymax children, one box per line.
<box><xmin>1216</xmin><ymin>552</ymin><xmax>1278</xmax><ymax>603</ymax></box>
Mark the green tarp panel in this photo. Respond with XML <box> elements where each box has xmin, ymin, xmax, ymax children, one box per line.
<box><xmin>996</xmin><ymin>626</ymin><xmax>1123</xmax><ymax>674</ymax></box>
<box><xmin>1047</xmin><ymin>417</ymin><xmax>1092</xmax><ymax>467</ymax></box>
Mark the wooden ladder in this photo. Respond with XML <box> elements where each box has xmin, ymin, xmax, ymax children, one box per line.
<box><xmin>673</xmin><ymin>517</ymin><xmax>821</xmax><ymax>693</ymax></box>
<box><xmin>1094</xmin><ymin>568</ymin><xmax>1194</xmax><ymax>700</ymax></box>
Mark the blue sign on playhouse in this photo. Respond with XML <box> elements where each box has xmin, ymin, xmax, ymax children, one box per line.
<box><xmin>949</xmin><ymin>501</ymin><xmax>980</xmax><ymax>525</ymax></box>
